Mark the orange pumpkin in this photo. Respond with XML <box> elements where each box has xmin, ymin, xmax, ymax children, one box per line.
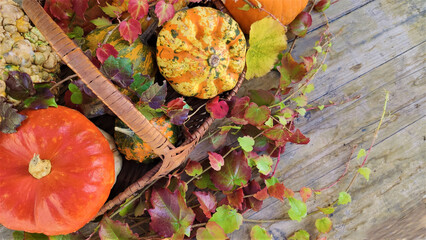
<box><xmin>223</xmin><ymin>0</ymin><xmax>309</xmax><ymax>34</ymax></box>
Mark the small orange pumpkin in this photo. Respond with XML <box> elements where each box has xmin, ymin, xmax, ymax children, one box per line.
<box><xmin>223</xmin><ymin>0</ymin><xmax>309</xmax><ymax>34</ymax></box>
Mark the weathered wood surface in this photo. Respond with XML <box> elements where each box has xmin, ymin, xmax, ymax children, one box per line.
<box><xmin>221</xmin><ymin>0</ymin><xmax>425</xmax><ymax>239</ymax></box>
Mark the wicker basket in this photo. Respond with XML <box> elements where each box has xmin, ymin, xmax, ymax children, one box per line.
<box><xmin>21</xmin><ymin>0</ymin><xmax>245</xmax><ymax>216</ymax></box>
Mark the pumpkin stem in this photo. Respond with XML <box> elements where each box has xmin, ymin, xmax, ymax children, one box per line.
<box><xmin>28</xmin><ymin>154</ymin><xmax>51</xmax><ymax>179</ymax></box>
<box><xmin>208</xmin><ymin>54</ymin><xmax>220</xmax><ymax>68</ymax></box>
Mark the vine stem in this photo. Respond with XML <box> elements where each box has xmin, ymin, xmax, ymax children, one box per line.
<box><xmin>243</xmin><ymin>218</ymin><xmax>291</xmax><ymax>223</ymax></box>
<box><xmin>49</xmin><ymin>74</ymin><xmax>78</xmax><ymax>91</ymax></box>
<box><xmin>184</xmin><ymin>103</ymin><xmax>207</xmax><ymax>125</ymax></box>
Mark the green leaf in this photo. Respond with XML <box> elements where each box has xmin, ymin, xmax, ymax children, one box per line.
<box><xmin>317</xmin><ymin>206</ymin><xmax>335</xmax><ymax>215</ymax></box>
<box><xmin>265</xmin><ymin>117</ymin><xmax>273</xmax><ymax>127</ymax></box>
<box><xmin>315</xmin><ymin>217</ymin><xmax>332</xmax><ymax>233</ymax></box>
<box><xmin>276</xmin><ymin>115</ymin><xmax>287</xmax><ymax>125</ymax></box>
<box><xmin>357</xmin><ymin>148</ymin><xmax>366</xmax><ymax>160</ymax></box>
<box><xmin>134</xmin><ymin>198</ymin><xmax>146</xmax><ymax>217</ymax></box>
<box><xmin>288</xmin><ymin>229</ymin><xmax>310</xmax><ymax>240</ymax></box>
<box><xmin>100</xmin><ymin>3</ymin><xmax>123</xmax><ymax>18</ymax></box>
<box><xmin>99</xmin><ymin>216</ymin><xmax>139</xmax><ymax>240</ymax></box>
<box><xmin>196</xmin><ymin>221</ymin><xmax>227</xmax><ymax>240</ymax></box>
<box><xmin>70</xmin><ymin>91</ymin><xmax>83</xmax><ymax>104</ymax></box>
<box><xmin>119</xmin><ymin>198</ymin><xmax>137</xmax><ymax>217</ymax></box>
<box><xmin>238</xmin><ymin>136</ymin><xmax>255</xmax><ymax>152</ymax></box>
<box><xmin>244</xmin><ymin>102</ymin><xmax>271</xmax><ymax>126</ymax></box>
<box><xmin>265</xmin><ymin>176</ymin><xmax>279</xmax><ymax>188</ymax></box>
<box><xmin>318</xmin><ymin>105</ymin><xmax>325</xmax><ymax>110</ymax></box>
<box><xmin>246</xmin><ymin>17</ymin><xmax>287</xmax><ymax>79</ymax></box>
<box><xmin>338</xmin><ymin>192</ymin><xmax>352</xmax><ymax>205</ymax></box>
<box><xmin>321</xmin><ymin>64</ymin><xmax>328</xmax><ymax>72</ymax></box>
<box><xmin>313</xmin><ymin>46</ymin><xmax>322</xmax><ymax>53</ymax></box>
<box><xmin>209</xmin><ymin>205</ymin><xmax>243</xmax><ymax>234</ymax></box>
<box><xmin>292</xmin><ymin>95</ymin><xmax>307</xmax><ymax>107</ymax></box>
<box><xmin>91</xmin><ymin>17</ymin><xmax>112</xmax><ymax>28</ymax></box>
<box><xmin>296</xmin><ymin>108</ymin><xmax>306</xmax><ymax>116</ymax></box>
<box><xmin>130</xmin><ymin>73</ymin><xmax>153</xmax><ymax>96</ymax></box>
<box><xmin>238</xmin><ymin>4</ymin><xmax>251</xmax><ymax>11</ymax></box>
<box><xmin>67</xmin><ymin>26</ymin><xmax>84</xmax><ymax>39</ymax></box>
<box><xmin>303</xmin><ymin>83</ymin><xmax>315</xmax><ymax>94</ymax></box>
<box><xmin>19</xmin><ymin>233</ymin><xmax>48</xmax><ymax>240</ymax></box>
<box><xmin>288</xmin><ymin>197</ymin><xmax>307</xmax><ymax>222</ymax></box>
<box><xmin>250</xmin><ymin>225</ymin><xmax>272</xmax><ymax>240</ymax></box>
<box><xmin>101</xmin><ymin>56</ymin><xmax>134</xmax><ymax>88</ymax></box>
<box><xmin>185</xmin><ymin>161</ymin><xmax>203</xmax><ymax>177</ymax></box>
<box><xmin>13</xmin><ymin>231</ymin><xmax>24</xmax><ymax>240</ymax></box>
<box><xmin>358</xmin><ymin>167</ymin><xmax>371</xmax><ymax>181</ymax></box>
<box><xmin>253</xmin><ymin>155</ymin><xmax>273</xmax><ymax>175</ymax></box>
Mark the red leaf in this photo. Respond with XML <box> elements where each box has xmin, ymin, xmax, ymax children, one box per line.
<box><xmin>208</xmin><ymin>152</ymin><xmax>224</xmax><ymax>171</ymax></box>
<box><xmin>155</xmin><ymin>0</ymin><xmax>175</xmax><ymax>26</ymax></box>
<box><xmin>267</xmin><ymin>182</ymin><xmax>285</xmax><ymax>201</ymax></box>
<box><xmin>167</xmin><ymin>97</ymin><xmax>186</xmax><ymax>110</ymax></box>
<box><xmin>314</xmin><ymin>0</ymin><xmax>331</xmax><ymax>12</ymax></box>
<box><xmin>301</xmin><ymin>56</ymin><xmax>314</xmax><ymax>72</ymax></box>
<box><xmin>300</xmin><ymin>187</ymin><xmax>312</xmax><ymax>203</ymax></box>
<box><xmin>264</xmin><ymin>124</ymin><xmax>292</xmax><ymax>142</ymax></box>
<box><xmin>243</xmin><ymin>180</ymin><xmax>263</xmax><ymax>212</ymax></box>
<box><xmin>194</xmin><ymin>191</ymin><xmax>217</xmax><ymax>218</ymax></box>
<box><xmin>289</xmin><ymin>129</ymin><xmax>310</xmax><ymax>144</ymax></box>
<box><xmin>128</xmin><ymin>0</ymin><xmax>149</xmax><ymax>20</ymax></box>
<box><xmin>279</xmin><ymin>53</ymin><xmax>307</xmax><ymax>89</ymax></box>
<box><xmin>253</xmin><ymin>187</ymin><xmax>269</xmax><ymax>201</ymax></box>
<box><xmin>244</xmin><ymin>102</ymin><xmax>271</xmax><ymax>126</ymax></box>
<box><xmin>206</xmin><ymin>96</ymin><xmax>229</xmax><ymax>119</ymax></box>
<box><xmin>230</xmin><ymin>96</ymin><xmax>250</xmax><ymax>124</ymax></box>
<box><xmin>148</xmin><ymin>188</ymin><xmax>195</xmax><ymax>238</ymax></box>
<box><xmin>96</xmin><ymin>44</ymin><xmax>119</xmax><ymax>64</ymax></box>
<box><xmin>284</xmin><ymin>187</ymin><xmax>295</xmax><ymax>198</ymax></box>
<box><xmin>210</xmin><ymin>151</ymin><xmax>252</xmax><ymax>191</ymax></box>
<box><xmin>289</xmin><ymin>12</ymin><xmax>312</xmax><ymax>37</ymax></box>
<box><xmin>47</xmin><ymin>0</ymin><xmax>72</xmax><ymax>20</ymax></box>
<box><xmin>118</xmin><ymin>19</ymin><xmax>142</xmax><ymax>44</ymax></box>
<box><xmin>196</xmin><ymin>221</ymin><xmax>227</xmax><ymax>240</ymax></box>
<box><xmin>226</xmin><ymin>188</ymin><xmax>244</xmax><ymax>210</ymax></box>
<box><xmin>72</xmin><ymin>0</ymin><xmax>89</xmax><ymax>19</ymax></box>
<box><xmin>185</xmin><ymin>160</ymin><xmax>202</xmax><ymax>177</ymax></box>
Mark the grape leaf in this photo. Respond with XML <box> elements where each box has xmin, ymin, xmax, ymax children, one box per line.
<box><xmin>246</xmin><ymin>17</ymin><xmax>287</xmax><ymax>79</ymax></box>
<box><xmin>209</xmin><ymin>205</ymin><xmax>243</xmax><ymax>234</ymax></box>
<box><xmin>299</xmin><ymin>187</ymin><xmax>312</xmax><ymax>203</ymax></box>
<box><xmin>196</xmin><ymin>221</ymin><xmax>227</xmax><ymax>240</ymax></box>
<box><xmin>100</xmin><ymin>3</ymin><xmax>123</xmax><ymax>18</ymax></box>
<box><xmin>140</xmin><ymin>81</ymin><xmax>167</xmax><ymax>109</ymax></box>
<box><xmin>185</xmin><ymin>160</ymin><xmax>202</xmax><ymax>177</ymax></box>
<box><xmin>100</xmin><ymin>56</ymin><xmax>134</xmax><ymax>88</ymax></box>
<box><xmin>358</xmin><ymin>167</ymin><xmax>371</xmax><ymax>181</ymax></box>
<box><xmin>5</xmin><ymin>71</ymin><xmax>35</xmax><ymax>100</ymax></box>
<box><xmin>288</xmin><ymin>197</ymin><xmax>307</xmax><ymax>222</ymax></box>
<box><xmin>253</xmin><ymin>155</ymin><xmax>273</xmax><ymax>175</ymax></box>
<box><xmin>289</xmin><ymin>129</ymin><xmax>310</xmax><ymax>144</ymax></box>
<box><xmin>46</xmin><ymin>0</ymin><xmax>72</xmax><ymax>20</ymax></box>
<box><xmin>238</xmin><ymin>136</ymin><xmax>255</xmax><ymax>152</ymax></box>
<box><xmin>315</xmin><ymin>217</ymin><xmax>332</xmax><ymax>233</ymax></box>
<box><xmin>289</xmin><ymin>12</ymin><xmax>312</xmax><ymax>37</ymax></box>
<box><xmin>0</xmin><ymin>99</ymin><xmax>27</xmax><ymax>134</ymax></box>
<box><xmin>23</xmin><ymin>84</ymin><xmax>58</xmax><ymax>110</ymax></box>
<box><xmin>317</xmin><ymin>206</ymin><xmax>335</xmax><ymax>215</ymax></box>
<box><xmin>148</xmin><ymin>188</ymin><xmax>195</xmax><ymax>238</ymax></box>
<box><xmin>155</xmin><ymin>0</ymin><xmax>175</xmax><ymax>26</ymax></box>
<box><xmin>226</xmin><ymin>188</ymin><xmax>244</xmax><ymax>210</ymax></box>
<box><xmin>165</xmin><ymin>97</ymin><xmax>191</xmax><ymax>125</ymax></box>
<box><xmin>96</xmin><ymin>43</ymin><xmax>119</xmax><ymax>64</ymax></box>
<box><xmin>130</xmin><ymin>74</ymin><xmax>153</xmax><ymax>96</ymax></box>
<box><xmin>91</xmin><ymin>17</ymin><xmax>112</xmax><ymax>28</ymax></box>
<box><xmin>248</xmin><ymin>89</ymin><xmax>275</xmax><ymax>106</ymax></box>
<box><xmin>99</xmin><ymin>216</ymin><xmax>139</xmax><ymax>240</ymax></box>
<box><xmin>71</xmin><ymin>0</ymin><xmax>89</xmax><ymax>19</ymax></box>
<box><xmin>267</xmin><ymin>182</ymin><xmax>286</xmax><ymax>201</ymax></box>
<box><xmin>128</xmin><ymin>0</ymin><xmax>149</xmax><ymax>20</ymax></box>
<box><xmin>243</xmin><ymin>180</ymin><xmax>263</xmax><ymax>211</ymax></box>
<box><xmin>206</xmin><ymin>96</ymin><xmax>229</xmax><ymax>119</ymax></box>
<box><xmin>230</xmin><ymin>96</ymin><xmax>250</xmax><ymax>124</ymax></box>
<box><xmin>315</xmin><ymin>0</ymin><xmax>331</xmax><ymax>12</ymax></box>
<box><xmin>253</xmin><ymin>187</ymin><xmax>269</xmax><ymax>201</ymax></box>
<box><xmin>279</xmin><ymin>53</ymin><xmax>307</xmax><ymax>89</ymax></box>
<box><xmin>357</xmin><ymin>148</ymin><xmax>366</xmax><ymax>159</ymax></box>
<box><xmin>119</xmin><ymin>19</ymin><xmax>142</xmax><ymax>44</ymax></box>
<box><xmin>292</xmin><ymin>95</ymin><xmax>308</xmax><ymax>107</ymax></box>
<box><xmin>194</xmin><ymin>172</ymin><xmax>217</xmax><ymax>190</ymax></box>
<box><xmin>338</xmin><ymin>192</ymin><xmax>351</xmax><ymax>205</ymax></box>
<box><xmin>250</xmin><ymin>225</ymin><xmax>272</xmax><ymax>240</ymax></box>
<box><xmin>265</xmin><ymin>176</ymin><xmax>279</xmax><ymax>187</ymax></box>
<box><xmin>296</xmin><ymin>108</ymin><xmax>306</xmax><ymax>117</ymax></box>
<box><xmin>288</xmin><ymin>229</ymin><xmax>310</xmax><ymax>240</ymax></box>
<box><xmin>67</xmin><ymin>26</ymin><xmax>84</xmax><ymax>39</ymax></box>
<box><xmin>208</xmin><ymin>151</ymin><xmax>224</xmax><ymax>171</ymax></box>
<box><xmin>244</xmin><ymin>102</ymin><xmax>271</xmax><ymax>126</ymax></box>
<box><xmin>194</xmin><ymin>191</ymin><xmax>217</xmax><ymax>218</ymax></box>
<box><xmin>264</xmin><ymin>124</ymin><xmax>292</xmax><ymax>142</ymax></box>
<box><xmin>210</xmin><ymin>150</ymin><xmax>251</xmax><ymax>191</ymax></box>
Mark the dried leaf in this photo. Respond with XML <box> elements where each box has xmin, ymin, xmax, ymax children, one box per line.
<box><xmin>253</xmin><ymin>187</ymin><xmax>269</xmax><ymax>201</ymax></box>
<box><xmin>0</xmin><ymin>99</ymin><xmax>26</xmax><ymax>134</ymax></box>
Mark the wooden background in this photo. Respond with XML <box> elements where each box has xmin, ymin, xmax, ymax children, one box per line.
<box><xmin>1</xmin><ymin>0</ymin><xmax>425</xmax><ymax>239</ymax></box>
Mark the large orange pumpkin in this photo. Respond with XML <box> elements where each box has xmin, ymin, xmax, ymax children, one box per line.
<box><xmin>157</xmin><ymin>7</ymin><xmax>246</xmax><ymax>99</ymax></box>
<box><xmin>223</xmin><ymin>0</ymin><xmax>309</xmax><ymax>34</ymax></box>
<box><xmin>0</xmin><ymin>106</ymin><xmax>115</xmax><ymax>235</ymax></box>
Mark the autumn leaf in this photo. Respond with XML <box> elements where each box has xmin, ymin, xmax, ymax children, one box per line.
<box><xmin>250</xmin><ymin>225</ymin><xmax>272</xmax><ymax>240</ymax></box>
<box><xmin>155</xmin><ymin>0</ymin><xmax>175</xmax><ymax>26</ymax></box>
<box><xmin>100</xmin><ymin>56</ymin><xmax>134</xmax><ymax>88</ymax></box>
<box><xmin>209</xmin><ymin>205</ymin><xmax>243</xmax><ymax>234</ymax></box>
<box><xmin>253</xmin><ymin>187</ymin><xmax>269</xmax><ymax>201</ymax></box>
<box><xmin>194</xmin><ymin>172</ymin><xmax>217</xmax><ymax>190</ymax></box>
<box><xmin>140</xmin><ymin>81</ymin><xmax>167</xmax><ymax>109</ymax></box>
<box><xmin>244</xmin><ymin>102</ymin><xmax>271</xmax><ymax>126</ymax></box>
<box><xmin>196</xmin><ymin>221</ymin><xmax>227</xmax><ymax>240</ymax></box>
<box><xmin>185</xmin><ymin>161</ymin><xmax>202</xmax><ymax>177</ymax></box>
<box><xmin>130</xmin><ymin>74</ymin><xmax>153</xmax><ymax>97</ymax></box>
<box><xmin>299</xmin><ymin>187</ymin><xmax>312</xmax><ymax>203</ymax></box>
<box><xmin>210</xmin><ymin>131</ymin><xmax>228</xmax><ymax>149</ymax></box>
<box><xmin>46</xmin><ymin>0</ymin><xmax>72</xmax><ymax>20</ymax></box>
<box><xmin>288</xmin><ymin>197</ymin><xmax>307</xmax><ymax>222</ymax></box>
<box><xmin>230</xmin><ymin>96</ymin><xmax>250</xmax><ymax>124</ymax></box>
<box><xmin>71</xmin><ymin>0</ymin><xmax>89</xmax><ymax>19</ymax></box>
<box><xmin>289</xmin><ymin>129</ymin><xmax>310</xmax><ymax>144</ymax></box>
<box><xmin>6</xmin><ymin>71</ymin><xmax>35</xmax><ymax>100</ymax></box>
<box><xmin>289</xmin><ymin>12</ymin><xmax>312</xmax><ymax>37</ymax></box>
<box><xmin>165</xmin><ymin>97</ymin><xmax>191</xmax><ymax>125</ymax></box>
<box><xmin>264</xmin><ymin>124</ymin><xmax>292</xmax><ymax>142</ymax></box>
<box><xmin>118</xmin><ymin>19</ymin><xmax>142</xmax><ymax>44</ymax></box>
<box><xmin>317</xmin><ymin>206</ymin><xmax>335</xmax><ymax>215</ymax></box>
<box><xmin>243</xmin><ymin>180</ymin><xmax>263</xmax><ymax>211</ymax></box>
<box><xmin>96</xmin><ymin>44</ymin><xmax>119</xmax><ymax>64</ymax></box>
<box><xmin>267</xmin><ymin>182</ymin><xmax>286</xmax><ymax>201</ymax></box>
<box><xmin>246</xmin><ymin>17</ymin><xmax>287</xmax><ymax>79</ymax></box>
<box><xmin>208</xmin><ymin>152</ymin><xmax>225</xmax><ymax>171</ymax></box>
<box><xmin>128</xmin><ymin>0</ymin><xmax>149</xmax><ymax>20</ymax></box>
<box><xmin>315</xmin><ymin>217</ymin><xmax>332</xmax><ymax>233</ymax></box>
<box><xmin>238</xmin><ymin>136</ymin><xmax>255</xmax><ymax>152</ymax></box>
<box><xmin>210</xmin><ymin>150</ymin><xmax>251</xmax><ymax>191</ymax></box>
<box><xmin>206</xmin><ymin>96</ymin><xmax>229</xmax><ymax>119</ymax></box>
<box><xmin>288</xmin><ymin>229</ymin><xmax>310</xmax><ymax>240</ymax></box>
<box><xmin>91</xmin><ymin>17</ymin><xmax>112</xmax><ymax>28</ymax></box>
<box><xmin>23</xmin><ymin>84</ymin><xmax>58</xmax><ymax>110</ymax></box>
<box><xmin>194</xmin><ymin>191</ymin><xmax>217</xmax><ymax>218</ymax></box>
<box><xmin>99</xmin><ymin>216</ymin><xmax>139</xmax><ymax>240</ymax></box>
<box><xmin>338</xmin><ymin>192</ymin><xmax>351</xmax><ymax>205</ymax></box>
<box><xmin>100</xmin><ymin>3</ymin><xmax>123</xmax><ymax>18</ymax></box>
<box><xmin>148</xmin><ymin>188</ymin><xmax>195</xmax><ymax>238</ymax></box>
<box><xmin>252</xmin><ymin>155</ymin><xmax>273</xmax><ymax>175</ymax></box>
<box><xmin>248</xmin><ymin>89</ymin><xmax>275</xmax><ymax>106</ymax></box>
<box><xmin>226</xmin><ymin>188</ymin><xmax>244</xmax><ymax>210</ymax></box>
<box><xmin>279</xmin><ymin>53</ymin><xmax>307</xmax><ymax>89</ymax></box>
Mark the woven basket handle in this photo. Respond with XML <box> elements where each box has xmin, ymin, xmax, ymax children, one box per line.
<box><xmin>21</xmin><ymin>0</ymin><xmax>175</xmax><ymax>157</ymax></box>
